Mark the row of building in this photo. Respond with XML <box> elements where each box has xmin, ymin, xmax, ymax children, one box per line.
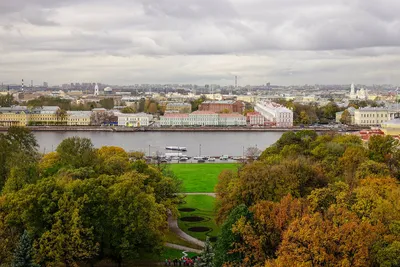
<box><xmin>159</xmin><ymin>101</ymin><xmax>294</xmax><ymax>127</ymax></box>
<box><xmin>0</xmin><ymin>106</ymin><xmax>154</xmax><ymax>127</ymax></box>
<box><xmin>336</xmin><ymin>107</ymin><xmax>400</xmax><ymax>126</ymax></box>
<box><xmin>160</xmin><ymin>111</ymin><xmax>247</xmax><ymax>126</ymax></box>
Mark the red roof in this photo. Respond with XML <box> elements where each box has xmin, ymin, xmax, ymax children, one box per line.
<box><xmin>247</xmin><ymin>112</ymin><xmax>261</xmax><ymax>116</ymax></box>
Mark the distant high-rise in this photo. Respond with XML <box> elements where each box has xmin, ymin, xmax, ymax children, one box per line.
<box><xmin>350</xmin><ymin>83</ymin><xmax>355</xmax><ymax>96</ymax></box>
<box><xmin>43</xmin><ymin>82</ymin><xmax>48</xmax><ymax>88</ymax></box>
<box><xmin>94</xmin><ymin>83</ymin><xmax>99</xmax><ymax>96</ymax></box>
<box><xmin>235</xmin><ymin>76</ymin><xmax>238</xmax><ymax>88</ymax></box>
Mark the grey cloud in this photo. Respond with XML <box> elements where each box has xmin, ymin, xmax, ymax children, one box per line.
<box><xmin>1</xmin><ymin>0</ymin><xmax>400</xmax><ymax>85</ymax></box>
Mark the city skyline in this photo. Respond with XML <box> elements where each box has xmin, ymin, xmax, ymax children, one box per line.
<box><xmin>1</xmin><ymin>0</ymin><xmax>400</xmax><ymax>86</ymax></box>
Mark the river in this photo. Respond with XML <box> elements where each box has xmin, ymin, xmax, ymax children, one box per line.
<box><xmin>34</xmin><ymin>131</ymin><xmax>284</xmax><ymax>157</ymax></box>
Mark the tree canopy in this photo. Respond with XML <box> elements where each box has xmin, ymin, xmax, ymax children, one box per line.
<box><xmin>215</xmin><ymin>130</ymin><xmax>400</xmax><ymax>267</ymax></box>
<box><xmin>0</xmin><ymin>129</ymin><xmax>181</xmax><ymax>266</ymax></box>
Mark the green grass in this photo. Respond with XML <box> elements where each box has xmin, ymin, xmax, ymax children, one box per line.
<box><xmin>170</xmin><ymin>163</ymin><xmax>237</xmax><ymax>192</ymax></box>
<box><xmin>178</xmin><ymin>195</ymin><xmax>220</xmax><ymax>242</ymax></box>
<box><xmin>165</xmin><ymin>229</ymin><xmax>203</xmax><ymax>250</ymax></box>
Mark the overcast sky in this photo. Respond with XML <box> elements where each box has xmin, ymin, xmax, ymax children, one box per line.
<box><xmin>1</xmin><ymin>0</ymin><xmax>400</xmax><ymax>86</ymax></box>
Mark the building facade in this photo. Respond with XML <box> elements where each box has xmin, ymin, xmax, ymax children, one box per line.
<box><xmin>255</xmin><ymin>101</ymin><xmax>293</xmax><ymax>127</ymax></box>
<box><xmin>246</xmin><ymin>112</ymin><xmax>265</xmax><ymax>125</ymax></box>
<box><xmin>67</xmin><ymin>111</ymin><xmax>91</xmax><ymax>126</ymax></box>
<box><xmin>354</xmin><ymin>107</ymin><xmax>398</xmax><ymax>126</ymax></box>
<box><xmin>160</xmin><ymin>111</ymin><xmax>245</xmax><ymax>126</ymax></box>
<box><xmin>218</xmin><ymin>113</ymin><xmax>246</xmax><ymax>126</ymax></box>
<box><xmin>117</xmin><ymin>113</ymin><xmax>152</xmax><ymax>127</ymax></box>
<box><xmin>165</xmin><ymin>102</ymin><xmax>192</xmax><ymax>114</ymax></box>
<box><xmin>199</xmin><ymin>100</ymin><xmax>244</xmax><ymax>113</ymax></box>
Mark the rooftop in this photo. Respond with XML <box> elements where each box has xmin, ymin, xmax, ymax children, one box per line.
<box><xmin>247</xmin><ymin>112</ymin><xmax>261</xmax><ymax>116</ymax></box>
<box><xmin>163</xmin><ymin>114</ymin><xmax>189</xmax><ymax>118</ymax></box>
<box><xmin>202</xmin><ymin>100</ymin><xmax>237</xmax><ymax>104</ymax></box>
<box><xmin>219</xmin><ymin>113</ymin><xmax>245</xmax><ymax>118</ymax></box>
<box><xmin>191</xmin><ymin>111</ymin><xmax>217</xmax><ymax>115</ymax></box>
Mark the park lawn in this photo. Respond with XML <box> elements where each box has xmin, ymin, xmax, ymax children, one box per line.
<box><xmin>165</xmin><ymin>229</ymin><xmax>203</xmax><ymax>250</ymax></box>
<box><xmin>178</xmin><ymin>195</ymin><xmax>220</xmax><ymax>242</ymax></box>
<box><xmin>170</xmin><ymin>163</ymin><xmax>237</xmax><ymax>192</ymax></box>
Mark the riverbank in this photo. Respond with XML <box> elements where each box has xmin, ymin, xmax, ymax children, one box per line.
<box><xmin>0</xmin><ymin>125</ymin><xmax>362</xmax><ymax>132</ymax></box>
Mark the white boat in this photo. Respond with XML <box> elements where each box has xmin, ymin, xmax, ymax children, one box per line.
<box><xmin>165</xmin><ymin>146</ymin><xmax>187</xmax><ymax>151</ymax></box>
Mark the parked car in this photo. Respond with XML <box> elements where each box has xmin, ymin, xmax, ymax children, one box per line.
<box><xmin>208</xmin><ymin>157</ymin><xmax>216</xmax><ymax>161</ymax></box>
<box><xmin>197</xmin><ymin>159</ymin><xmax>206</xmax><ymax>163</ymax></box>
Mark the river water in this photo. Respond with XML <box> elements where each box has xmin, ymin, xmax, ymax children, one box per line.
<box><xmin>34</xmin><ymin>131</ymin><xmax>284</xmax><ymax>157</ymax></box>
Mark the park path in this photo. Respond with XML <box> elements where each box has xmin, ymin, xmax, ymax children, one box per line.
<box><xmin>168</xmin><ymin>214</ymin><xmax>205</xmax><ymax>248</ymax></box>
<box><xmin>165</xmin><ymin>243</ymin><xmax>202</xmax><ymax>254</ymax></box>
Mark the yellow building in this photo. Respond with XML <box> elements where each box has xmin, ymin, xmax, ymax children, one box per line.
<box><xmin>0</xmin><ymin>106</ymin><xmax>29</xmax><ymax>126</ymax></box>
<box><xmin>67</xmin><ymin>111</ymin><xmax>91</xmax><ymax>126</ymax></box>
<box><xmin>0</xmin><ymin>112</ymin><xmax>28</xmax><ymax>126</ymax></box>
<box><xmin>381</xmin><ymin>119</ymin><xmax>400</xmax><ymax>136</ymax></box>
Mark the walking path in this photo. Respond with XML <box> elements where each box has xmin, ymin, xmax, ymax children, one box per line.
<box><xmin>165</xmin><ymin>243</ymin><xmax>202</xmax><ymax>254</ymax></box>
<box><xmin>168</xmin><ymin>215</ymin><xmax>205</xmax><ymax>248</ymax></box>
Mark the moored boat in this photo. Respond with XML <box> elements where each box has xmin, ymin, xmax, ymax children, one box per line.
<box><xmin>165</xmin><ymin>146</ymin><xmax>187</xmax><ymax>151</ymax></box>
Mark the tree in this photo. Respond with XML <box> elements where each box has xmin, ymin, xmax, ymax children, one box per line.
<box><xmin>0</xmin><ymin>127</ymin><xmax>38</xmax><ymax>191</ymax></box>
<box><xmin>340</xmin><ymin>109</ymin><xmax>352</xmax><ymax>124</ymax></box>
<box><xmin>368</xmin><ymin>135</ymin><xmax>398</xmax><ymax>163</ymax></box>
<box><xmin>339</xmin><ymin>146</ymin><xmax>367</xmax><ymax>188</ymax></box>
<box><xmin>12</xmin><ymin>230</ymin><xmax>39</xmax><ymax>267</ymax></box>
<box><xmin>148</xmin><ymin>102</ymin><xmax>158</xmax><ymax>114</ymax></box>
<box><xmin>195</xmin><ymin>237</ymin><xmax>214</xmax><ymax>267</ymax></box>
<box><xmin>267</xmin><ymin>207</ymin><xmax>382</xmax><ymax>267</ymax></box>
<box><xmin>230</xmin><ymin>195</ymin><xmax>308</xmax><ymax>266</ymax></box>
<box><xmin>34</xmin><ymin>192</ymin><xmax>99</xmax><ymax>266</ymax></box>
<box><xmin>0</xmin><ymin>93</ymin><xmax>14</xmax><ymax>107</ymax></box>
<box><xmin>121</xmin><ymin>106</ymin><xmax>136</xmax><ymax>113</ymax></box>
<box><xmin>56</xmin><ymin>137</ymin><xmax>96</xmax><ymax>169</ymax></box>
<box><xmin>214</xmin><ymin>204</ymin><xmax>252</xmax><ymax>267</ymax></box>
<box><xmin>96</xmin><ymin>146</ymin><xmax>130</xmax><ymax>175</ymax></box>
<box><xmin>55</xmin><ymin>109</ymin><xmax>68</xmax><ymax>124</ymax></box>
<box><xmin>99</xmin><ymin>98</ymin><xmax>114</xmax><ymax>109</ymax></box>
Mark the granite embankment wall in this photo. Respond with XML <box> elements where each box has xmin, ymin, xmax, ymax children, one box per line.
<box><xmin>0</xmin><ymin>126</ymin><xmax>362</xmax><ymax>132</ymax></box>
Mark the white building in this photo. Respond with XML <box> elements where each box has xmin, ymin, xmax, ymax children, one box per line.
<box><xmin>160</xmin><ymin>114</ymin><xmax>190</xmax><ymax>126</ymax></box>
<box><xmin>189</xmin><ymin>111</ymin><xmax>219</xmax><ymax>126</ymax></box>
<box><xmin>255</xmin><ymin>101</ymin><xmax>293</xmax><ymax>127</ymax></box>
<box><xmin>350</xmin><ymin>83</ymin><xmax>368</xmax><ymax>100</ymax></box>
<box><xmin>94</xmin><ymin>83</ymin><xmax>99</xmax><ymax>96</ymax></box>
<box><xmin>117</xmin><ymin>112</ymin><xmax>152</xmax><ymax>127</ymax></box>
<box><xmin>247</xmin><ymin>112</ymin><xmax>265</xmax><ymax>125</ymax></box>
<box><xmin>159</xmin><ymin>111</ymin><xmax>245</xmax><ymax>126</ymax></box>
<box><xmin>354</xmin><ymin>107</ymin><xmax>398</xmax><ymax>126</ymax></box>
<box><xmin>218</xmin><ymin>113</ymin><xmax>246</xmax><ymax>126</ymax></box>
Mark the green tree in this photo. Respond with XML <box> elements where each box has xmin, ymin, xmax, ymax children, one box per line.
<box><xmin>340</xmin><ymin>109</ymin><xmax>352</xmax><ymax>124</ymax></box>
<box><xmin>121</xmin><ymin>106</ymin><xmax>136</xmax><ymax>113</ymax></box>
<box><xmin>0</xmin><ymin>93</ymin><xmax>14</xmax><ymax>107</ymax></box>
<box><xmin>369</xmin><ymin>135</ymin><xmax>398</xmax><ymax>163</ymax></box>
<box><xmin>214</xmin><ymin>204</ymin><xmax>252</xmax><ymax>267</ymax></box>
<box><xmin>56</xmin><ymin>137</ymin><xmax>96</xmax><ymax>169</ymax></box>
<box><xmin>99</xmin><ymin>98</ymin><xmax>114</xmax><ymax>109</ymax></box>
<box><xmin>12</xmin><ymin>230</ymin><xmax>39</xmax><ymax>267</ymax></box>
<box><xmin>195</xmin><ymin>237</ymin><xmax>214</xmax><ymax>267</ymax></box>
<box><xmin>34</xmin><ymin>193</ymin><xmax>98</xmax><ymax>266</ymax></box>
